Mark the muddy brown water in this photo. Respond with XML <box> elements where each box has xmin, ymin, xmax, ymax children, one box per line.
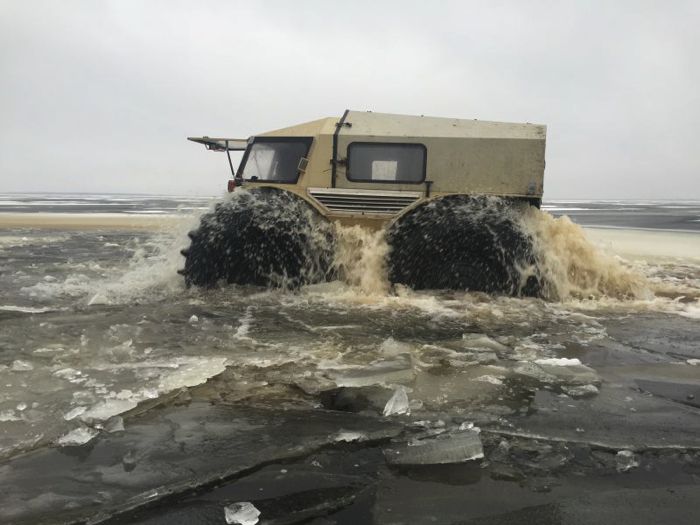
<box><xmin>0</xmin><ymin>195</ymin><xmax>699</xmax><ymax>524</ymax></box>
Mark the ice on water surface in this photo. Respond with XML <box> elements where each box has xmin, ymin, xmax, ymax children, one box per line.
<box><xmin>224</xmin><ymin>502</ymin><xmax>260</xmax><ymax>525</ymax></box>
<box><xmin>383</xmin><ymin>386</ymin><xmax>410</xmax><ymax>416</ymax></box>
<box><xmin>1</xmin><ymin>197</ymin><xmax>700</xmax><ymax>522</ymax></box>
<box><xmin>56</xmin><ymin>426</ymin><xmax>98</xmax><ymax>446</ymax></box>
<box><xmin>384</xmin><ymin>430</ymin><xmax>484</xmax><ymax>465</ymax></box>
<box><xmin>615</xmin><ymin>450</ymin><xmax>639</xmax><ymax>472</ymax></box>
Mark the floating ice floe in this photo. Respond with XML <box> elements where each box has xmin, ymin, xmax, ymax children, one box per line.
<box><xmin>515</xmin><ymin>359</ymin><xmax>600</xmax><ymax>387</ymax></box>
<box><xmin>64</xmin><ymin>406</ymin><xmax>87</xmax><ymax>421</ymax></box>
<box><xmin>615</xmin><ymin>450</ymin><xmax>639</xmax><ymax>472</ymax></box>
<box><xmin>333</xmin><ymin>354</ymin><xmax>415</xmax><ymax>388</ymax></box>
<box><xmin>87</xmin><ymin>293</ymin><xmax>109</xmax><ymax>306</ymax></box>
<box><xmin>383</xmin><ymin>386</ymin><xmax>410</xmax><ymax>416</ymax></box>
<box><xmin>224</xmin><ymin>502</ymin><xmax>261</xmax><ymax>525</ymax></box>
<box><xmin>56</xmin><ymin>426</ymin><xmax>99</xmax><ymax>446</ymax></box>
<box><xmin>534</xmin><ymin>358</ymin><xmax>582</xmax><ymax>366</ymax></box>
<box><xmin>461</xmin><ymin>333</ymin><xmax>509</xmax><ymax>352</ymax></box>
<box><xmin>0</xmin><ymin>305</ymin><xmax>53</xmax><ymax>313</ymax></box>
<box><xmin>384</xmin><ymin>431</ymin><xmax>484</xmax><ymax>465</ymax></box>
<box><xmin>80</xmin><ymin>399</ymin><xmax>139</xmax><ymax>422</ymax></box>
<box><xmin>334</xmin><ymin>430</ymin><xmax>367</xmax><ymax>442</ymax></box>
<box><xmin>188</xmin><ymin>314</ymin><xmax>199</xmax><ymax>324</ymax></box>
<box><xmin>563</xmin><ymin>384</ymin><xmax>600</xmax><ymax>398</ymax></box>
<box><xmin>11</xmin><ymin>360</ymin><xmax>33</xmax><ymax>372</ymax></box>
<box><xmin>380</xmin><ymin>337</ymin><xmax>412</xmax><ymax>356</ymax></box>
<box><xmin>474</xmin><ymin>375</ymin><xmax>504</xmax><ymax>385</ymax></box>
<box><xmin>104</xmin><ymin>416</ymin><xmax>125</xmax><ymax>433</ymax></box>
<box><xmin>0</xmin><ymin>410</ymin><xmax>21</xmax><ymax>422</ymax></box>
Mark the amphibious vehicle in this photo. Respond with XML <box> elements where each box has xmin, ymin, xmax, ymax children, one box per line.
<box><xmin>180</xmin><ymin>110</ymin><xmax>546</xmax><ymax>295</ymax></box>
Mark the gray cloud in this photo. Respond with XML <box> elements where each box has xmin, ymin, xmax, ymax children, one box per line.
<box><xmin>1</xmin><ymin>0</ymin><xmax>698</xmax><ymax>198</ymax></box>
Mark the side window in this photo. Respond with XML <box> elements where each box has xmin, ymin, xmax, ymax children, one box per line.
<box><xmin>347</xmin><ymin>143</ymin><xmax>426</xmax><ymax>183</ymax></box>
<box><xmin>238</xmin><ymin>137</ymin><xmax>313</xmax><ymax>183</ymax></box>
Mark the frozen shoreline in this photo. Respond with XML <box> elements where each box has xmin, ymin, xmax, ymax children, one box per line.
<box><xmin>586</xmin><ymin>227</ymin><xmax>700</xmax><ymax>262</ymax></box>
<box><xmin>0</xmin><ymin>212</ymin><xmax>190</xmax><ymax>229</ymax></box>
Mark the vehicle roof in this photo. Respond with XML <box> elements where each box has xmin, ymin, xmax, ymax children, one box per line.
<box><xmin>259</xmin><ymin>110</ymin><xmax>546</xmax><ymax>140</ymax></box>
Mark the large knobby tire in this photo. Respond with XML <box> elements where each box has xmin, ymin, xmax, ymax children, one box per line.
<box><xmin>180</xmin><ymin>188</ymin><xmax>335</xmax><ymax>288</ymax></box>
<box><xmin>386</xmin><ymin>195</ymin><xmax>540</xmax><ymax>296</ymax></box>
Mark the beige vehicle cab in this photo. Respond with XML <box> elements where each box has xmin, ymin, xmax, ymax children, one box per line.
<box><xmin>181</xmin><ymin>110</ymin><xmax>547</xmax><ymax>295</ymax></box>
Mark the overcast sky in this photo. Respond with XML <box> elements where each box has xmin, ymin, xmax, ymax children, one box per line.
<box><xmin>1</xmin><ymin>0</ymin><xmax>698</xmax><ymax>199</ymax></box>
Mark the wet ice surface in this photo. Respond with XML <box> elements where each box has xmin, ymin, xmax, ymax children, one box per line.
<box><xmin>1</xmin><ymin>204</ymin><xmax>700</xmax><ymax>523</ymax></box>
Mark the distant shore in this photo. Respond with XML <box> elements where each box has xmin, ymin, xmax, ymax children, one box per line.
<box><xmin>2</xmin><ymin>211</ymin><xmax>699</xmax><ymax>263</ymax></box>
<box><xmin>0</xmin><ymin>212</ymin><xmax>190</xmax><ymax>230</ymax></box>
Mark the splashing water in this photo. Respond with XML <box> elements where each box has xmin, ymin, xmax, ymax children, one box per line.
<box><xmin>332</xmin><ymin>225</ymin><xmax>390</xmax><ymax>295</ymax></box>
<box><xmin>520</xmin><ymin>207</ymin><xmax>651</xmax><ymax>301</ymax></box>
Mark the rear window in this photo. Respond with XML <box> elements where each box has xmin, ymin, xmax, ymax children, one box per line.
<box><xmin>347</xmin><ymin>143</ymin><xmax>426</xmax><ymax>183</ymax></box>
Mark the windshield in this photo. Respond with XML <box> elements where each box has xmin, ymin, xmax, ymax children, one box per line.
<box><xmin>239</xmin><ymin>138</ymin><xmax>312</xmax><ymax>183</ymax></box>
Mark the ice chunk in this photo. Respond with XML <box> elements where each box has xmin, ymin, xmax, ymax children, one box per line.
<box><xmin>57</xmin><ymin>427</ymin><xmax>99</xmax><ymax>446</ymax></box>
<box><xmin>462</xmin><ymin>333</ymin><xmax>509</xmax><ymax>352</ymax></box>
<box><xmin>188</xmin><ymin>314</ymin><xmax>199</xmax><ymax>324</ymax></box>
<box><xmin>104</xmin><ymin>416</ymin><xmax>125</xmax><ymax>433</ymax></box>
<box><xmin>687</xmin><ymin>359</ymin><xmax>700</xmax><ymax>366</ymax></box>
<box><xmin>122</xmin><ymin>450</ymin><xmax>138</xmax><ymax>469</ymax></box>
<box><xmin>80</xmin><ymin>399</ymin><xmax>138</xmax><ymax>421</ymax></box>
<box><xmin>474</xmin><ymin>375</ymin><xmax>504</xmax><ymax>385</ymax></box>
<box><xmin>87</xmin><ymin>293</ymin><xmax>108</xmax><ymax>306</ymax></box>
<box><xmin>384</xmin><ymin>431</ymin><xmax>484</xmax><ymax>465</ymax></box>
<box><xmin>615</xmin><ymin>450</ymin><xmax>639</xmax><ymax>472</ymax></box>
<box><xmin>563</xmin><ymin>384</ymin><xmax>599</xmax><ymax>398</ymax></box>
<box><xmin>224</xmin><ymin>502</ymin><xmax>261</xmax><ymax>525</ymax></box>
<box><xmin>534</xmin><ymin>358</ymin><xmax>582</xmax><ymax>366</ymax></box>
<box><xmin>517</xmin><ymin>359</ymin><xmax>600</xmax><ymax>386</ymax></box>
<box><xmin>334</xmin><ymin>431</ymin><xmax>367</xmax><ymax>442</ymax></box>
<box><xmin>0</xmin><ymin>410</ymin><xmax>20</xmax><ymax>422</ymax></box>
<box><xmin>383</xmin><ymin>386</ymin><xmax>410</xmax><ymax>416</ymax></box>
<box><xmin>16</xmin><ymin>402</ymin><xmax>27</xmax><ymax>411</ymax></box>
<box><xmin>64</xmin><ymin>406</ymin><xmax>87</xmax><ymax>420</ymax></box>
<box><xmin>54</xmin><ymin>367</ymin><xmax>82</xmax><ymax>381</ymax></box>
<box><xmin>11</xmin><ymin>360</ymin><xmax>33</xmax><ymax>372</ymax></box>
<box><xmin>458</xmin><ymin>422</ymin><xmax>480</xmax><ymax>433</ymax></box>
<box><xmin>332</xmin><ymin>354</ymin><xmax>414</xmax><ymax>388</ymax></box>
<box><xmin>115</xmin><ymin>389</ymin><xmax>134</xmax><ymax>400</ymax></box>
<box><xmin>380</xmin><ymin>337</ymin><xmax>412</xmax><ymax>356</ymax></box>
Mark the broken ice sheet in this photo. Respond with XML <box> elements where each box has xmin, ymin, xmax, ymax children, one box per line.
<box><xmin>515</xmin><ymin>359</ymin><xmax>600</xmax><ymax>386</ymax></box>
<box><xmin>334</xmin><ymin>430</ymin><xmax>367</xmax><ymax>442</ymax></box>
<box><xmin>224</xmin><ymin>501</ymin><xmax>260</xmax><ymax>525</ymax></box>
<box><xmin>330</xmin><ymin>354</ymin><xmax>415</xmax><ymax>388</ymax></box>
<box><xmin>384</xmin><ymin>431</ymin><xmax>484</xmax><ymax>465</ymax></box>
<box><xmin>383</xmin><ymin>386</ymin><xmax>410</xmax><ymax>416</ymax></box>
<box><xmin>56</xmin><ymin>426</ymin><xmax>99</xmax><ymax>446</ymax></box>
<box><xmin>11</xmin><ymin>359</ymin><xmax>33</xmax><ymax>372</ymax></box>
<box><xmin>616</xmin><ymin>450</ymin><xmax>639</xmax><ymax>472</ymax></box>
<box><xmin>461</xmin><ymin>333</ymin><xmax>509</xmax><ymax>353</ymax></box>
<box><xmin>563</xmin><ymin>384</ymin><xmax>599</xmax><ymax>398</ymax></box>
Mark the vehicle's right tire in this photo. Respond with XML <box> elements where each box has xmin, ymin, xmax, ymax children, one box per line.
<box><xmin>386</xmin><ymin>195</ymin><xmax>540</xmax><ymax>296</ymax></box>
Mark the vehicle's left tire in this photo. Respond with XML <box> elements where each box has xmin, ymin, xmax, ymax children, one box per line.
<box><xmin>180</xmin><ymin>188</ymin><xmax>335</xmax><ymax>288</ymax></box>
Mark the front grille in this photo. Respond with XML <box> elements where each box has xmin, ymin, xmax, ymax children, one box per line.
<box><xmin>307</xmin><ymin>188</ymin><xmax>421</xmax><ymax>215</ymax></box>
